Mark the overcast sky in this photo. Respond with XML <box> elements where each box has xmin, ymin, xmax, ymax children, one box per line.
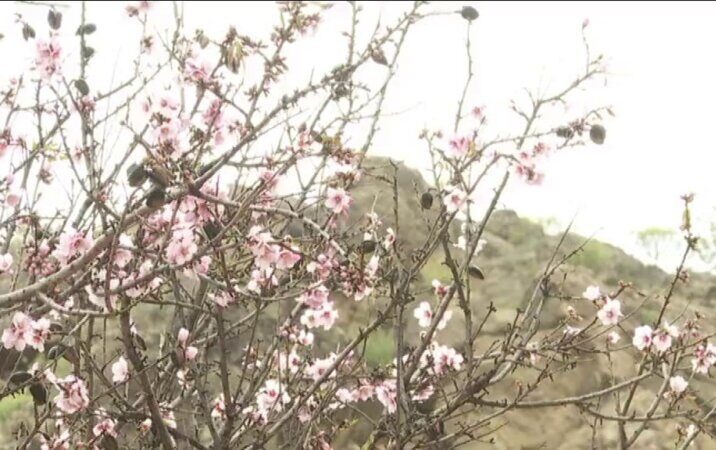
<box><xmin>1</xmin><ymin>1</ymin><xmax>714</xmax><ymax>271</ymax></box>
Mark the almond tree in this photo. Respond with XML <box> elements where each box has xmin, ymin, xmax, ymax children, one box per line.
<box><xmin>0</xmin><ymin>2</ymin><xmax>713</xmax><ymax>450</ymax></box>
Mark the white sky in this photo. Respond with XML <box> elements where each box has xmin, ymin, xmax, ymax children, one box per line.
<box><xmin>1</xmin><ymin>1</ymin><xmax>715</xmax><ymax>271</ymax></box>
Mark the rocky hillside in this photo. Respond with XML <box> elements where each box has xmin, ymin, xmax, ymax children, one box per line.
<box><xmin>336</xmin><ymin>157</ymin><xmax>716</xmax><ymax>449</ymax></box>
<box><xmin>1</xmin><ymin>157</ymin><xmax>714</xmax><ymax>449</ymax></box>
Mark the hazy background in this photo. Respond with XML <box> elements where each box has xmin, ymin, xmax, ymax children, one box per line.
<box><xmin>1</xmin><ymin>1</ymin><xmax>714</xmax><ymax>271</ymax></box>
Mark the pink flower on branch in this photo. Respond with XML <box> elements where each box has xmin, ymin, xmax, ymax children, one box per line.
<box><xmin>325</xmin><ymin>187</ymin><xmax>353</xmax><ymax>215</ymax></box>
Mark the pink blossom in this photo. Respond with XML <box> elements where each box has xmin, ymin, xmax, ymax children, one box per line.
<box><xmin>111</xmin><ymin>356</ymin><xmax>129</xmax><ymax>383</ymax></box>
<box><xmin>307</xmin><ymin>253</ymin><xmax>337</xmax><ymax>280</ymax></box>
<box><xmin>0</xmin><ymin>139</ymin><xmax>8</xmax><ymax>159</ymax></box>
<box><xmin>185</xmin><ymin>56</ymin><xmax>213</xmax><ymax>84</ymax></box>
<box><xmin>178</xmin><ymin>327</ymin><xmax>189</xmax><ymax>345</ymax></box>
<box><xmin>153</xmin><ymin>118</ymin><xmax>181</xmax><ymax>145</ymax></box>
<box><xmin>246</xmin><ymin>267</ymin><xmax>278</xmax><ymax>293</ymax></box>
<box><xmin>39</xmin><ymin>424</ymin><xmax>70</xmax><ymax>450</ymax></box>
<box><xmin>300</xmin><ymin>301</ymin><xmax>339</xmax><ymax>330</ymax></box>
<box><xmin>113</xmin><ymin>234</ymin><xmax>134</xmax><ymax>268</ymax></box>
<box><xmin>184</xmin><ymin>345</ymin><xmax>198</xmax><ymax>361</ymax></box>
<box><xmin>1</xmin><ymin>312</ymin><xmax>32</xmax><ymax>351</ymax></box>
<box><xmin>431</xmin><ymin>344</ymin><xmax>464</xmax><ymax>373</ymax></box>
<box><xmin>443</xmin><ymin>186</ymin><xmax>467</xmax><ymax>214</ymax></box>
<box><xmin>126</xmin><ymin>1</ymin><xmax>152</xmax><ymax>17</ymax></box>
<box><xmin>92</xmin><ymin>415</ymin><xmax>117</xmax><ymax>438</ymax></box>
<box><xmin>652</xmin><ymin>330</ymin><xmax>673</xmax><ymax>353</ymax></box>
<box><xmin>432</xmin><ymin>279</ymin><xmax>449</xmax><ymax>298</ymax></box>
<box><xmin>53</xmin><ymin>227</ymin><xmax>94</xmax><ymax>265</ymax></box>
<box><xmin>669</xmin><ymin>375</ymin><xmax>688</xmax><ymax>394</ymax></box>
<box><xmin>35</xmin><ymin>38</ymin><xmax>63</xmax><ymax>80</ymax></box>
<box><xmin>0</xmin><ymin>253</ymin><xmax>13</xmax><ymax>273</ymax></box>
<box><xmin>382</xmin><ymin>228</ymin><xmax>396</xmax><ymax>250</ymax></box>
<box><xmin>582</xmin><ymin>285</ymin><xmax>601</xmax><ymax>301</ymax></box>
<box><xmin>5</xmin><ymin>188</ymin><xmax>21</xmax><ymax>207</ymax></box>
<box><xmin>202</xmin><ymin>98</ymin><xmax>224</xmax><ymax>127</ymax></box>
<box><xmin>165</xmin><ymin>229</ymin><xmax>197</xmax><ymax>266</ymax></box>
<box><xmin>276</xmin><ymin>350</ymin><xmax>302</xmax><ymax>375</ymax></box>
<box><xmin>597</xmin><ymin>298</ymin><xmax>623</xmax><ymax>326</ymax></box>
<box><xmin>191</xmin><ymin>255</ymin><xmax>212</xmax><ymax>276</ymax></box>
<box><xmin>212</xmin><ymin>291</ymin><xmax>234</xmax><ymax>308</ymax></box>
<box><xmin>247</xmin><ymin>226</ymin><xmax>280</xmax><ymax>268</ymax></box>
<box><xmin>297</xmin><ymin>285</ymin><xmax>330</xmax><ymax>309</ymax></box>
<box><xmin>375</xmin><ymin>379</ymin><xmax>397</xmax><ymax>414</ymax></box>
<box><xmin>276</xmin><ymin>246</ymin><xmax>301</xmax><ymax>270</ymax></box>
<box><xmin>53</xmin><ymin>375</ymin><xmax>90</xmax><ymax>414</ymax></box>
<box><xmin>211</xmin><ymin>394</ymin><xmax>226</xmax><ymax>421</ymax></box>
<box><xmin>413</xmin><ymin>301</ymin><xmax>452</xmax><ymax>329</ymax></box>
<box><xmin>633</xmin><ymin>325</ymin><xmax>653</xmax><ymax>351</ymax></box>
<box><xmin>606</xmin><ymin>331</ymin><xmax>621</xmax><ymax>345</ymax></box>
<box><xmin>472</xmin><ymin>105</ymin><xmax>486</xmax><ymax>120</ymax></box>
<box><xmin>663</xmin><ymin>321</ymin><xmax>680</xmax><ymax>338</ymax></box>
<box><xmin>325</xmin><ymin>187</ymin><xmax>353</xmax><ymax>215</ymax></box>
<box><xmin>412</xmin><ymin>383</ymin><xmax>435</xmax><ymax>402</ymax></box>
<box><xmin>515</xmin><ymin>162</ymin><xmax>544</xmax><ymax>185</ymax></box>
<box><xmin>27</xmin><ymin>317</ymin><xmax>51</xmax><ymax>352</ymax></box>
<box><xmin>177</xmin><ymin>327</ymin><xmax>198</xmax><ymax>362</ymax></box>
<box><xmin>420</xmin><ymin>343</ymin><xmax>464</xmax><ymax>375</ymax></box>
<box><xmin>331</xmin><ymin>388</ymin><xmax>354</xmax><ymax>409</ymax></box>
<box><xmin>255</xmin><ymin>379</ymin><xmax>290</xmax><ymax>419</ymax></box>
<box><xmin>305</xmin><ymin>354</ymin><xmax>337</xmax><ymax>381</ymax></box>
<box><xmin>692</xmin><ymin>343</ymin><xmax>716</xmax><ymax>374</ymax></box>
<box><xmin>138</xmin><ymin>418</ymin><xmax>153</xmax><ymax>434</ymax></box>
<box><xmin>353</xmin><ymin>381</ymin><xmax>375</xmax><ymax>402</ymax></box>
<box><xmin>157</xmin><ymin>94</ymin><xmax>180</xmax><ymax>117</ymax></box>
<box><xmin>160</xmin><ymin>403</ymin><xmax>177</xmax><ymax>429</ymax></box>
<box><xmin>447</xmin><ymin>136</ymin><xmax>471</xmax><ymax>159</ymax></box>
<box><xmin>295</xmin><ymin>329</ymin><xmax>314</xmax><ymax>346</ymax></box>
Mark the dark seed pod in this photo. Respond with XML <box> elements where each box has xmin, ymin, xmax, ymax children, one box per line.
<box><xmin>468</xmin><ymin>264</ymin><xmax>485</xmax><ymax>280</ymax></box>
<box><xmin>420</xmin><ymin>192</ymin><xmax>434</xmax><ymax>210</ymax></box>
<box><xmin>332</xmin><ymin>82</ymin><xmax>349</xmax><ymax>99</ymax></box>
<box><xmin>360</xmin><ymin>239</ymin><xmax>377</xmax><ymax>254</ymax></box>
<box><xmin>127</xmin><ymin>163</ymin><xmax>148</xmax><ymax>187</ymax></box>
<box><xmin>224</xmin><ymin>41</ymin><xmax>243</xmax><ymax>73</ymax></box>
<box><xmin>146</xmin><ymin>163</ymin><xmax>173</xmax><ymax>188</ymax></box>
<box><xmin>48</xmin><ymin>10</ymin><xmax>63</xmax><ymax>30</ymax></box>
<box><xmin>76</xmin><ymin>23</ymin><xmax>97</xmax><ymax>35</ymax></box>
<box><xmin>9</xmin><ymin>371</ymin><xmax>33</xmax><ymax>385</ymax></box>
<box><xmin>171</xmin><ymin>348</ymin><xmax>184</xmax><ymax>367</ymax></box>
<box><xmin>29</xmin><ymin>383</ymin><xmax>48</xmax><ymax>405</ymax></box>
<box><xmin>555</xmin><ymin>126</ymin><xmax>574</xmax><ymax>139</ymax></box>
<box><xmin>62</xmin><ymin>347</ymin><xmax>80</xmax><ymax>366</ymax></box>
<box><xmin>589</xmin><ymin>124</ymin><xmax>606</xmax><ymax>145</ymax></box>
<box><xmin>461</xmin><ymin>6</ymin><xmax>479</xmax><ymax>21</ymax></box>
<box><xmin>100</xmin><ymin>435</ymin><xmax>119</xmax><ymax>450</ymax></box>
<box><xmin>74</xmin><ymin>79</ymin><xmax>90</xmax><ymax>96</ymax></box>
<box><xmin>47</xmin><ymin>343</ymin><xmax>66</xmax><ymax>359</ymax></box>
<box><xmin>371</xmin><ymin>49</ymin><xmax>388</xmax><ymax>66</ymax></box>
<box><xmin>203</xmin><ymin>222</ymin><xmax>220</xmax><ymax>240</ymax></box>
<box><xmin>134</xmin><ymin>333</ymin><xmax>147</xmax><ymax>352</ymax></box>
<box><xmin>146</xmin><ymin>187</ymin><xmax>166</xmax><ymax>208</ymax></box>
<box><xmin>196</xmin><ymin>31</ymin><xmax>210</xmax><ymax>49</ymax></box>
<box><xmin>82</xmin><ymin>46</ymin><xmax>95</xmax><ymax>59</ymax></box>
<box><xmin>22</xmin><ymin>24</ymin><xmax>36</xmax><ymax>41</ymax></box>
